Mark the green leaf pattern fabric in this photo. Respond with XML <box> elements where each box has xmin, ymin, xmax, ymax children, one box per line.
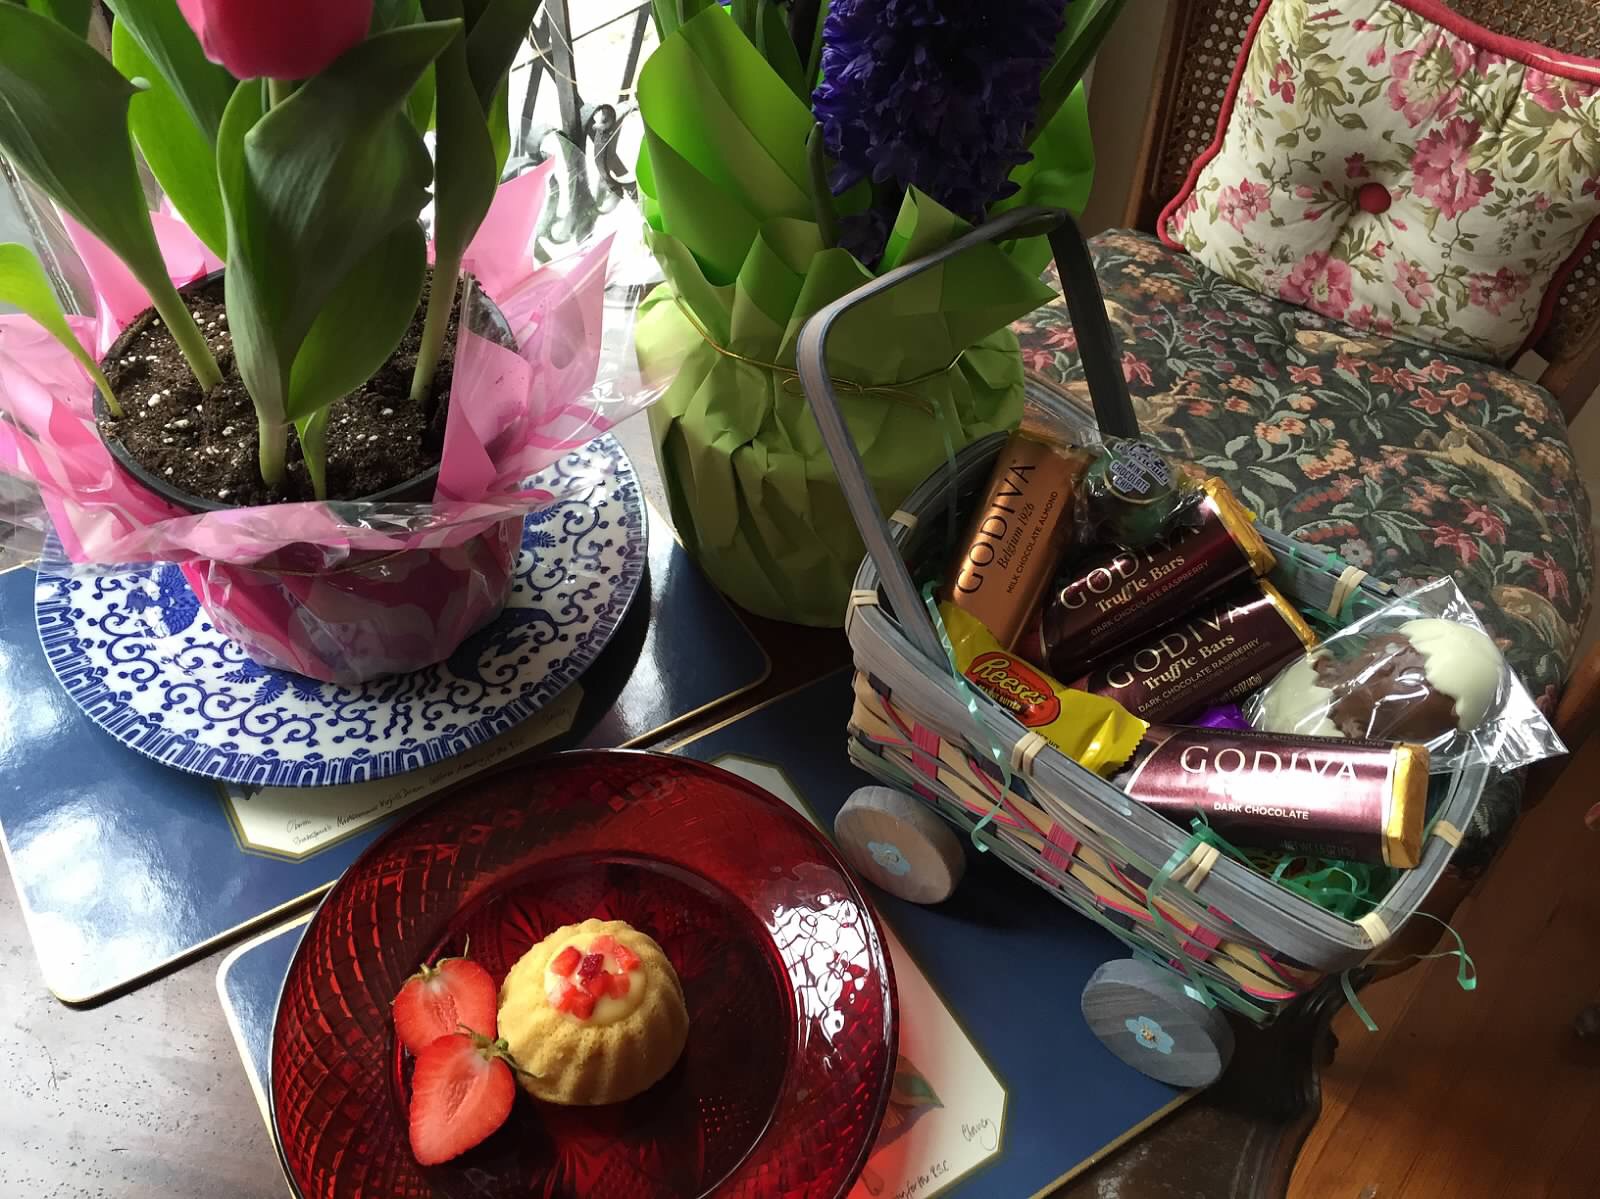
<box><xmin>1016</xmin><ymin>230</ymin><xmax>1593</xmax><ymax>864</ymax></box>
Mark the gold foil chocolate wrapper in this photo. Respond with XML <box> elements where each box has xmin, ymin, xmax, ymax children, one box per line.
<box><xmin>1067</xmin><ymin>579</ymin><xmax>1318</xmax><ymax>723</ymax></box>
<box><xmin>1119</xmin><ymin>725</ymin><xmax>1428</xmax><ymax>866</ymax></box>
<box><xmin>939</xmin><ymin>603</ymin><xmax>1146</xmax><ymax>778</ymax></box>
<box><xmin>1020</xmin><ymin>477</ymin><xmax>1275</xmax><ymax>677</ymax></box>
<box><xmin>942</xmin><ymin>431</ymin><xmax>1092</xmax><ymax>648</ymax></box>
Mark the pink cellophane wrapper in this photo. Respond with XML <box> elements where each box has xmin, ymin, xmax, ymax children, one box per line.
<box><xmin>0</xmin><ymin>163</ymin><xmax>665</xmax><ymax>682</ymax></box>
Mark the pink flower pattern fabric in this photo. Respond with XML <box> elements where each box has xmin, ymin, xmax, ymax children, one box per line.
<box><xmin>1162</xmin><ymin>0</ymin><xmax>1600</xmax><ymax>362</ymax></box>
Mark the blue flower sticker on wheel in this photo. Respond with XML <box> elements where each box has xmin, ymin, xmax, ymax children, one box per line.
<box><xmin>1125</xmin><ymin>1015</ymin><xmax>1174</xmax><ymax>1055</ymax></box>
<box><xmin>867</xmin><ymin>840</ymin><xmax>912</xmax><ymax>876</ymax></box>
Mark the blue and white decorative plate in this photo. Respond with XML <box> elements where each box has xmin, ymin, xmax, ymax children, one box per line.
<box><xmin>34</xmin><ymin>434</ymin><xmax>645</xmax><ymax>788</ymax></box>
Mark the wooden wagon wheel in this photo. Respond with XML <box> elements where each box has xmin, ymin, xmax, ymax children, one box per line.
<box><xmin>833</xmin><ymin>787</ymin><xmax>966</xmax><ymax>905</ymax></box>
<box><xmin>1080</xmin><ymin>959</ymin><xmax>1235</xmax><ymax>1088</ymax></box>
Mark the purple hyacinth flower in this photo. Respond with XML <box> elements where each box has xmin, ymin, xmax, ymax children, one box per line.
<box><xmin>813</xmin><ymin>0</ymin><xmax>1066</xmax><ymax>248</ymax></box>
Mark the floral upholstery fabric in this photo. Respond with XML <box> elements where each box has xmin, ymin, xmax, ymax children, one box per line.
<box><xmin>1016</xmin><ymin>230</ymin><xmax>1594</xmax><ymax>865</ymax></box>
<box><xmin>1163</xmin><ymin>0</ymin><xmax>1600</xmax><ymax>363</ymax></box>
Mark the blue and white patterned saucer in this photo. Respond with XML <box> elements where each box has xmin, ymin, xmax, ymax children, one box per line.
<box><xmin>34</xmin><ymin>434</ymin><xmax>645</xmax><ymax>787</ymax></box>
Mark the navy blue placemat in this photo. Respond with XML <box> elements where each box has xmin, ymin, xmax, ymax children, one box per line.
<box><xmin>220</xmin><ymin>670</ymin><xmax>1185</xmax><ymax>1199</ymax></box>
<box><xmin>0</xmin><ymin>503</ymin><xmax>767</xmax><ymax>1003</ymax></box>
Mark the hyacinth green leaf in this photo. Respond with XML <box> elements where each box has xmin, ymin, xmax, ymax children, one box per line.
<box><xmin>216</xmin><ymin>22</ymin><xmax>454</xmax><ymax>483</ymax></box>
<box><xmin>0</xmin><ymin>243</ymin><xmax>119</xmax><ymax>413</ymax></box>
<box><xmin>730</xmin><ymin>0</ymin><xmax>805</xmax><ymax>98</ymax></box>
<box><xmin>1032</xmin><ymin>0</ymin><xmax>1126</xmax><ymax>144</ymax></box>
<box><xmin>650</xmin><ymin>0</ymin><xmax>714</xmax><ymax>40</ymax></box>
<box><xmin>111</xmin><ymin>19</ymin><xmax>226</xmax><ymax>257</ymax></box>
<box><xmin>994</xmin><ymin>83</ymin><xmax>1095</xmax><ymax>276</ymax></box>
<box><xmin>105</xmin><ymin>0</ymin><xmax>235</xmax><ymax>145</ymax></box>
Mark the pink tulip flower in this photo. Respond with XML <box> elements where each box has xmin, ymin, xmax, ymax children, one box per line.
<box><xmin>176</xmin><ymin>0</ymin><xmax>373</xmax><ymax>81</ymax></box>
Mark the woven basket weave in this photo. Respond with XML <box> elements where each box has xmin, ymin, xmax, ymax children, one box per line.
<box><xmin>796</xmin><ymin>209</ymin><xmax>1489</xmax><ymax>1022</ymax></box>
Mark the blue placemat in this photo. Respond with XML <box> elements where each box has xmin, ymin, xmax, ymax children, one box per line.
<box><xmin>220</xmin><ymin>670</ymin><xmax>1185</xmax><ymax>1199</ymax></box>
<box><xmin>0</xmin><ymin>503</ymin><xmax>767</xmax><ymax>1003</ymax></box>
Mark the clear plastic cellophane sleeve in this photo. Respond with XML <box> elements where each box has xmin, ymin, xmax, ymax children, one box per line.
<box><xmin>0</xmin><ymin>162</ymin><xmax>671</xmax><ymax>681</ymax></box>
<box><xmin>1242</xmin><ymin>576</ymin><xmax>1566</xmax><ymax>775</ymax></box>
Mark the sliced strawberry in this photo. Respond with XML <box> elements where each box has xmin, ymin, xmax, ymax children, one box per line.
<box><xmin>590</xmin><ymin>934</ymin><xmax>619</xmax><ymax>956</ymax></box>
<box><xmin>581</xmin><ymin>970</ymin><xmax>610</xmax><ymax>998</ymax></box>
<box><xmin>408</xmin><ymin>1032</ymin><xmax>516</xmax><ymax>1166</ymax></box>
<box><xmin>393</xmin><ymin>956</ymin><xmax>499</xmax><ymax>1056</ymax></box>
<box><xmin>612</xmin><ymin>943</ymin><xmax>640</xmax><ymax>972</ymax></box>
<box><xmin>606</xmin><ymin>971</ymin><xmax>631</xmax><ymax>999</ymax></box>
<box><xmin>549</xmin><ymin>946</ymin><xmax>581</xmax><ymax>977</ymax></box>
<box><xmin>576</xmin><ymin>952</ymin><xmax>605</xmax><ymax>981</ymax></box>
<box><xmin>565</xmin><ymin>987</ymin><xmax>596</xmax><ymax>1020</ymax></box>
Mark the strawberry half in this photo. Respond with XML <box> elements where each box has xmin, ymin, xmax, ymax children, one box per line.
<box><xmin>408</xmin><ymin>1032</ymin><xmax>517</xmax><ymax>1166</ymax></box>
<box><xmin>392</xmin><ymin>956</ymin><xmax>498</xmax><ymax>1056</ymax></box>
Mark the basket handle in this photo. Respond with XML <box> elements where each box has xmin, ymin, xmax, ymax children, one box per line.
<box><xmin>795</xmin><ymin>206</ymin><xmax>1136</xmax><ymax>666</ymax></box>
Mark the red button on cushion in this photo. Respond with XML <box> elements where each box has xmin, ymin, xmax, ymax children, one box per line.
<box><xmin>1357</xmin><ymin>182</ymin><xmax>1392</xmax><ymax>214</ymax></box>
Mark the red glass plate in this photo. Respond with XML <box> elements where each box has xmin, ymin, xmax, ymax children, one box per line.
<box><xmin>269</xmin><ymin>750</ymin><xmax>897</xmax><ymax>1198</ymax></box>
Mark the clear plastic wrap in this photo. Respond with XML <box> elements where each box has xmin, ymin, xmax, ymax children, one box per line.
<box><xmin>0</xmin><ymin>162</ymin><xmax>667</xmax><ymax>682</ymax></box>
<box><xmin>1243</xmin><ymin>577</ymin><xmax>1566</xmax><ymax>774</ymax></box>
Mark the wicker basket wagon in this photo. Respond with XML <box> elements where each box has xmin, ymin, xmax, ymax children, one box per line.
<box><xmin>795</xmin><ymin>209</ymin><xmax>1489</xmax><ymax>1087</ymax></box>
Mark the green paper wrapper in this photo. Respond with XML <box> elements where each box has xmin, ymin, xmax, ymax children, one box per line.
<box><xmin>634</xmin><ymin>7</ymin><xmax>1093</xmax><ymax>625</ymax></box>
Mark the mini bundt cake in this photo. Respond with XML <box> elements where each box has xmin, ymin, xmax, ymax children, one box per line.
<box><xmin>498</xmin><ymin>917</ymin><xmax>688</xmax><ymax>1105</ymax></box>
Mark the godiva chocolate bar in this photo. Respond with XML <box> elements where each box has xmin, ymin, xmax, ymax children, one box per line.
<box><xmin>1117</xmin><ymin>725</ymin><xmax>1428</xmax><ymax>866</ymax></box>
<box><xmin>1066</xmin><ymin>579</ymin><xmax>1317</xmax><ymax>722</ymax></box>
<box><xmin>1019</xmin><ymin>478</ymin><xmax>1274</xmax><ymax>678</ymax></box>
<box><xmin>942</xmin><ymin>430</ymin><xmax>1092</xmax><ymax>648</ymax></box>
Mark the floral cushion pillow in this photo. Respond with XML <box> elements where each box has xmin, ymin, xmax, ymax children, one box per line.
<box><xmin>1161</xmin><ymin>0</ymin><xmax>1600</xmax><ymax>363</ymax></box>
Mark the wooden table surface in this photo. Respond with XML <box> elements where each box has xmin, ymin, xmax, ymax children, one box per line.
<box><xmin>0</xmin><ymin>421</ymin><xmax>1332</xmax><ymax>1198</ymax></box>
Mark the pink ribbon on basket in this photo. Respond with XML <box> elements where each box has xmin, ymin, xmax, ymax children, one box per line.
<box><xmin>0</xmin><ymin>159</ymin><xmax>635</xmax><ymax>569</ymax></box>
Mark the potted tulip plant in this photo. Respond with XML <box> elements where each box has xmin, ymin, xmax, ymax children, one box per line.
<box><xmin>0</xmin><ymin>0</ymin><xmax>636</xmax><ymax>682</ymax></box>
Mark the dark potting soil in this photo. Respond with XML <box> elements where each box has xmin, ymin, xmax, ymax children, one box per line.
<box><xmin>97</xmin><ymin>275</ymin><xmax>458</xmax><ymax>506</ymax></box>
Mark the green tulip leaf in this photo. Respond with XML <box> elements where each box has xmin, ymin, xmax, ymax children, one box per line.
<box><xmin>371</xmin><ymin>0</ymin><xmax>439</xmax><ymax>129</ymax></box>
<box><xmin>0</xmin><ymin>7</ymin><xmax>177</xmax><ymax>322</ymax></box>
<box><xmin>289</xmin><ymin>226</ymin><xmax>426</xmax><ymax>499</ymax></box>
<box><xmin>288</xmin><ymin>224</ymin><xmax>426</xmax><ymax>429</ymax></box>
<box><xmin>216</xmin><ymin>21</ymin><xmax>455</xmax><ymax>482</ymax></box>
<box><xmin>411</xmin><ymin>0</ymin><xmax>532</xmax><ymax>401</ymax></box>
<box><xmin>463</xmin><ymin>0</ymin><xmax>538</xmax><ymax>109</ymax></box>
<box><xmin>292</xmin><ymin>406</ymin><xmax>332</xmax><ymax>501</ymax></box>
<box><xmin>371</xmin><ymin>0</ymin><xmax>421</xmax><ymax>29</ymax></box>
<box><xmin>111</xmin><ymin>19</ymin><xmax>226</xmax><ymax>258</ymax></box>
<box><xmin>489</xmin><ymin>78</ymin><xmax>512</xmax><ymax>174</ymax></box>
<box><xmin>10</xmin><ymin>0</ymin><xmax>93</xmax><ymax>37</ymax></box>
<box><xmin>423</xmin><ymin>0</ymin><xmax>497</xmax><ymax>270</ymax></box>
<box><xmin>0</xmin><ymin>242</ymin><xmax>119</xmax><ymax>413</ymax></box>
<box><xmin>104</xmin><ymin>0</ymin><xmax>235</xmax><ymax>146</ymax></box>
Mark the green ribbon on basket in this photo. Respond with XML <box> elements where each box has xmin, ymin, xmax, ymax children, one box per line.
<box><xmin>1339</xmin><ymin>912</ymin><xmax>1478</xmax><ymax>1032</ymax></box>
<box><xmin>1143</xmin><ymin>828</ymin><xmax>1275</xmax><ymax>1021</ymax></box>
